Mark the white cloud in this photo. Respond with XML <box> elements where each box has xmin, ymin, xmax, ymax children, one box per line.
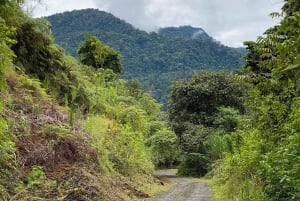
<box><xmin>28</xmin><ymin>0</ymin><xmax>283</xmax><ymax>47</ymax></box>
<box><xmin>94</xmin><ymin>0</ymin><xmax>155</xmax><ymax>30</ymax></box>
<box><xmin>145</xmin><ymin>0</ymin><xmax>200</xmax><ymax>29</ymax></box>
<box><xmin>25</xmin><ymin>0</ymin><xmax>97</xmax><ymax>17</ymax></box>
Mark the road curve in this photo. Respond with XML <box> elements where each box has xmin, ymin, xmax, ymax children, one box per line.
<box><xmin>153</xmin><ymin>169</ymin><xmax>212</xmax><ymax>201</ymax></box>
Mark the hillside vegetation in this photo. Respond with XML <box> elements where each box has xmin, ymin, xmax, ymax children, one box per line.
<box><xmin>46</xmin><ymin>9</ymin><xmax>245</xmax><ymax>106</ymax></box>
<box><xmin>0</xmin><ymin>1</ymin><xmax>178</xmax><ymax>200</ymax></box>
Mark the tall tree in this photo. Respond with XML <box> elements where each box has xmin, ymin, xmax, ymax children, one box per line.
<box><xmin>168</xmin><ymin>70</ymin><xmax>245</xmax><ymax>139</ymax></box>
<box><xmin>77</xmin><ymin>35</ymin><xmax>122</xmax><ymax>74</ymax></box>
<box><xmin>168</xmin><ymin>70</ymin><xmax>246</xmax><ymax>176</ymax></box>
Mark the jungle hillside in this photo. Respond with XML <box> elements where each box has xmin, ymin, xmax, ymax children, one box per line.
<box><xmin>0</xmin><ymin>0</ymin><xmax>300</xmax><ymax>201</ymax></box>
<box><xmin>0</xmin><ymin>1</ymin><xmax>178</xmax><ymax>200</ymax></box>
<box><xmin>46</xmin><ymin>9</ymin><xmax>245</xmax><ymax>106</ymax></box>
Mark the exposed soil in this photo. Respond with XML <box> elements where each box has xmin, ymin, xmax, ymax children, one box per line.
<box><xmin>153</xmin><ymin>169</ymin><xmax>212</xmax><ymax>201</ymax></box>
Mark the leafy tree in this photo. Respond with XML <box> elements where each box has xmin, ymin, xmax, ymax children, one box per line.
<box><xmin>213</xmin><ymin>106</ymin><xmax>240</xmax><ymax>133</ymax></box>
<box><xmin>282</xmin><ymin>0</ymin><xmax>300</xmax><ymax>16</ymax></box>
<box><xmin>12</xmin><ymin>19</ymin><xmax>57</xmax><ymax>79</ymax></box>
<box><xmin>0</xmin><ymin>0</ymin><xmax>24</xmax><ymax>26</ymax></box>
<box><xmin>122</xmin><ymin>79</ymin><xmax>143</xmax><ymax>101</ymax></box>
<box><xmin>147</xmin><ymin>124</ymin><xmax>178</xmax><ymax>167</ymax></box>
<box><xmin>168</xmin><ymin>70</ymin><xmax>246</xmax><ymax>176</ymax></box>
<box><xmin>168</xmin><ymin>70</ymin><xmax>245</xmax><ymax>139</ymax></box>
<box><xmin>243</xmin><ymin>41</ymin><xmax>264</xmax><ymax>74</ymax></box>
<box><xmin>77</xmin><ymin>35</ymin><xmax>122</xmax><ymax>74</ymax></box>
<box><xmin>177</xmin><ymin>153</ymin><xmax>210</xmax><ymax>177</ymax></box>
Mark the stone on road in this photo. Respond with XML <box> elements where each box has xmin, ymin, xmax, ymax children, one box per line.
<box><xmin>153</xmin><ymin>169</ymin><xmax>212</xmax><ymax>201</ymax></box>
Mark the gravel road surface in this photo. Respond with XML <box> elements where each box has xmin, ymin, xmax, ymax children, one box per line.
<box><xmin>153</xmin><ymin>169</ymin><xmax>212</xmax><ymax>201</ymax></box>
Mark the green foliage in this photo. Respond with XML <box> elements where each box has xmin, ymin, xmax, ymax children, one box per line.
<box><xmin>0</xmin><ymin>122</ymin><xmax>15</xmax><ymax>167</ymax></box>
<box><xmin>282</xmin><ymin>0</ymin><xmax>300</xmax><ymax>16</ymax></box>
<box><xmin>77</xmin><ymin>34</ymin><xmax>122</xmax><ymax>74</ymax></box>
<box><xmin>158</xmin><ymin>26</ymin><xmax>212</xmax><ymax>40</ymax></box>
<box><xmin>212</xmin><ymin>129</ymin><xmax>268</xmax><ymax>201</ymax></box>
<box><xmin>259</xmin><ymin>100</ymin><xmax>300</xmax><ymax>201</ymax></box>
<box><xmin>213</xmin><ymin>107</ymin><xmax>240</xmax><ymax>133</ymax></box>
<box><xmin>46</xmin><ymin>9</ymin><xmax>245</xmax><ymax>106</ymax></box>
<box><xmin>0</xmin><ymin>3</ymin><xmax>177</xmax><ymax>200</ymax></box>
<box><xmin>177</xmin><ymin>124</ymin><xmax>212</xmax><ymax>176</ymax></box>
<box><xmin>84</xmin><ymin>116</ymin><xmax>113</xmax><ymax>172</ymax></box>
<box><xmin>177</xmin><ymin>153</ymin><xmax>210</xmax><ymax>177</ymax></box>
<box><xmin>0</xmin><ymin>0</ymin><xmax>24</xmax><ymax>27</ymax></box>
<box><xmin>212</xmin><ymin>2</ymin><xmax>300</xmax><ymax>201</ymax></box>
<box><xmin>242</xmin><ymin>40</ymin><xmax>269</xmax><ymax>75</ymax></box>
<box><xmin>147</xmin><ymin>122</ymin><xmax>178</xmax><ymax>167</ymax></box>
<box><xmin>0</xmin><ymin>119</ymin><xmax>16</xmax><ymax>196</ymax></box>
<box><xmin>205</xmin><ymin>134</ymin><xmax>232</xmax><ymax>161</ymax></box>
<box><xmin>26</xmin><ymin>165</ymin><xmax>46</xmax><ymax>188</ymax></box>
<box><xmin>12</xmin><ymin>19</ymin><xmax>55</xmax><ymax>77</ymax></box>
<box><xmin>66</xmin><ymin>59</ymin><xmax>176</xmax><ymax>176</ymax></box>
<box><xmin>262</xmin><ymin>134</ymin><xmax>300</xmax><ymax>201</ymax></box>
<box><xmin>10</xmin><ymin>17</ymin><xmax>81</xmax><ymax>108</ymax></box>
<box><xmin>168</xmin><ymin>70</ymin><xmax>245</xmax><ymax>138</ymax></box>
<box><xmin>180</xmin><ymin>124</ymin><xmax>211</xmax><ymax>154</ymax></box>
<box><xmin>168</xmin><ymin>70</ymin><xmax>245</xmax><ymax>176</ymax></box>
<box><xmin>0</xmin><ymin>16</ymin><xmax>18</xmax><ymax>200</ymax></box>
<box><xmin>0</xmin><ymin>18</ymin><xmax>16</xmax><ymax>78</ymax></box>
<box><xmin>83</xmin><ymin>85</ymin><xmax>160</xmax><ymax>176</ymax></box>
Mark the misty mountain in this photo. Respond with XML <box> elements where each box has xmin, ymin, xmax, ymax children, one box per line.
<box><xmin>46</xmin><ymin>9</ymin><xmax>245</xmax><ymax>107</ymax></box>
<box><xmin>158</xmin><ymin>26</ymin><xmax>215</xmax><ymax>41</ymax></box>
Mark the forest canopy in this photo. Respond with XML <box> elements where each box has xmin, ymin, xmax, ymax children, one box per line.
<box><xmin>46</xmin><ymin>9</ymin><xmax>245</xmax><ymax>106</ymax></box>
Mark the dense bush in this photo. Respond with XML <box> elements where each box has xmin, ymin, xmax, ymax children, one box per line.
<box><xmin>168</xmin><ymin>70</ymin><xmax>246</xmax><ymax>176</ymax></box>
<box><xmin>147</xmin><ymin>122</ymin><xmax>179</xmax><ymax>167</ymax></box>
<box><xmin>177</xmin><ymin>153</ymin><xmax>210</xmax><ymax>177</ymax></box>
<box><xmin>212</xmin><ymin>1</ymin><xmax>300</xmax><ymax>200</ymax></box>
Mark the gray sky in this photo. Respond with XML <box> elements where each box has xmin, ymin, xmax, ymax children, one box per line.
<box><xmin>26</xmin><ymin>0</ymin><xmax>283</xmax><ymax>47</ymax></box>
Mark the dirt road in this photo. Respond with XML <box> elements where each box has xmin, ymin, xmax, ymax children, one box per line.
<box><xmin>153</xmin><ymin>169</ymin><xmax>212</xmax><ymax>201</ymax></box>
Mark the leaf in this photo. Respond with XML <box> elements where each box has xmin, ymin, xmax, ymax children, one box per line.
<box><xmin>281</xmin><ymin>63</ymin><xmax>300</xmax><ymax>72</ymax></box>
<box><xmin>269</xmin><ymin>12</ymin><xmax>282</xmax><ymax>18</ymax></box>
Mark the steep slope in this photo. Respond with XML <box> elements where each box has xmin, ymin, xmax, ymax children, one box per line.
<box><xmin>46</xmin><ymin>9</ymin><xmax>245</xmax><ymax>106</ymax></box>
<box><xmin>0</xmin><ymin>2</ymin><xmax>177</xmax><ymax>200</ymax></box>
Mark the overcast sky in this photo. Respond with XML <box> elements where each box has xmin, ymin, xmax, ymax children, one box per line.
<box><xmin>26</xmin><ymin>0</ymin><xmax>283</xmax><ymax>47</ymax></box>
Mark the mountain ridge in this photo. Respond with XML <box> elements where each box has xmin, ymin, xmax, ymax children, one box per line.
<box><xmin>46</xmin><ymin>8</ymin><xmax>245</xmax><ymax>106</ymax></box>
<box><xmin>158</xmin><ymin>25</ymin><xmax>215</xmax><ymax>41</ymax></box>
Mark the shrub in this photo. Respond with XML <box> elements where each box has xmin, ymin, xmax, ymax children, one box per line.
<box><xmin>26</xmin><ymin>165</ymin><xmax>46</xmax><ymax>188</ymax></box>
<box><xmin>177</xmin><ymin>153</ymin><xmax>210</xmax><ymax>177</ymax></box>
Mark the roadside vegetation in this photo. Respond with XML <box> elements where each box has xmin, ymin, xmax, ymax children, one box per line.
<box><xmin>166</xmin><ymin>1</ymin><xmax>300</xmax><ymax>200</ymax></box>
<box><xmin>0</xmin><ymin>1</ymin><xmax>177</xmax><ymax>200</ymax></box>
<box><xmin>211</xmin><ymin>1</ymin><xmax>300</xmax><ymax>200</ymax></box>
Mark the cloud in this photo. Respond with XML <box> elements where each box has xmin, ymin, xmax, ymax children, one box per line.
<box><xmin>145</xmin><ymin>0</ymin><xmax>200</xmax><ymax>29</ymax></box>
<box><xmin>25</xmin><ymin>0</ymin><xmax>97</xmax><ymax>17</ymax></box>
<box><xmin>93</xmin><ymin>0</ymin><xmax>282</xmax><ymax>46</ymax></box>
<box><xmin>94</xmin><ymin>0</ymin><xmax>156</xmax><ymax>30</ymax></box>
<box><xmin>28</xmin><ymin>0</ymin><xmax>283</xmax><ymax>47</ymax></box>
